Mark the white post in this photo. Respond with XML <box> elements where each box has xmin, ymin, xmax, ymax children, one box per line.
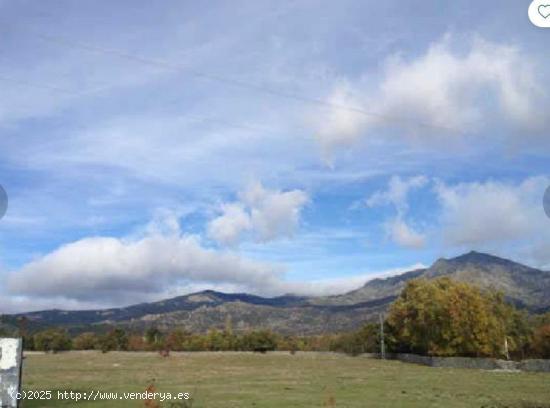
<box><xmin>0</xmin><ymin>338</ymin><xmax>23</xmax><ymax>408</ymax></box>
<box><xmin>504</xmin><ymin>337</ymin><xmax>510</xmax><ymax>361</ymax></box>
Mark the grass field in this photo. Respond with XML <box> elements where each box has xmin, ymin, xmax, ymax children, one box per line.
<box><xmin>20</xmin><ymin>351</ymin><xmax>550</xmax><ymax>408</ymax></box>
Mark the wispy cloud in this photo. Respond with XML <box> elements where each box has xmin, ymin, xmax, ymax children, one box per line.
<box><xmin>311</xmin><ymin>35</ymin><xmax>547</xmax><ymax>157</ymax></box>
<box><xmin>366</xmin><ymin>175</ymin><xmax>428</xmax><ymax>249</ymax></box>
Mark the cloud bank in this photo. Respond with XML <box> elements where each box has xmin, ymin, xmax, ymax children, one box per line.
<box><xmin>7</xmin><ymin>215</ymin><xmax>284</xmax><ymax>304</ymax></box>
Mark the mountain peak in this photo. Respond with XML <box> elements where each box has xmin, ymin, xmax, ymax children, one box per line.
<box><xmin>428</xmin><ymin>251</ymin><xmax>518</xmax><ymax>276</ymax></box>
<box><xmin>447</xmin><ymin>251</ymin><xmax>519</xmax><ymax>267</ymax></box>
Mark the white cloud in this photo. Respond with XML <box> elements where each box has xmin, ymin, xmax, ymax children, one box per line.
<box><xmin>366</xmin><ymin>175</ymin><xmax>427</xmax><ymax>215</ymax></box>
<box><xmin>366</xmin><ymin>175</ymin><xmax>427</xmax><ymax>248</ymax></box>
<box><xmin>280</xmin><ymin>263</ymin><xmax>427</xmax><ymax>296</ymax></box>
<box><xmin>379</xmin><ymin>36</ymin><xmax>539</xmax><ymax>130</ymax></box>
<box><xmin>1</xmin><ymin>258</ymin><xmax>426</xmax><ymax>313</ymax></box>
<box><xmin>365</xmin><ymin>176</ymin><xmax>550</xmax><ymax>258</ymax></box>
<box><xmin>312</xmin><ymin>82</ymin><xmax>375</xmax><ymax>159</ymax></box>
<box><xmin>0</xmin><ymin>296</ymin><xmax>113</xmax><ymax>315</ymax></box>
<box><xmin>208</xmin><ymin>182</ymin><xmax>309</xmax><ymax>245</ymax></box>
<box><xmin>7</xmin><ymin>217</ymin><xmax>284</xmax><ymax>304</ymax></box>
<box><xmin>207</xmin><ymin>203</ymin><xmax>252</xmax><ymax>245</ymax></box>
<box><xmin>364</xmin><ymin>175</ymin><xmax>550</xmax><ymax>264</ymax></box>
<box><xmin>434</xmin><ymin>177</ymin><xmax>549</xmax><ymax>246</ymax></box>
<box><xmin>385</xmin><ymin>217</ymin><xmax>426</xmax><ymax>249</ymax></box>
<box><xmin>313</xmin><ymin>35</ymin><xmax>546</xmax><ymax>154</ymax></box>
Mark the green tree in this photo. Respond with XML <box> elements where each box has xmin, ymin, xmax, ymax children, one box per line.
<box><xmin>33</xmin><ymin>328</ymin><xmax>72</xmax><ymax>352</ymax></box>
<box><xmin>97</xmin><ymin>328</ymin><xmax>129</xmax><ymax>352</ymax></box>
<box><xmin>330</xmin><ymin>324</ymin><xmax>379</xmax><ymax>355</ymax></box>
<box><xmin>145</xmin><ymin>327</ymin><xmax>163</xmax><ymax>348</ymax></box>
<box><xmin>205</xmin><ymin>329</ymin><xmax>220</xmax><ymax>351</ymax></box>
<box><xmin>23</xmin><ymin>335</ymin><xmax>35</xmax><ymax>351</ymax></box>
<box><xmin>241</xmin><ymin>330</ymin><xmax>278</xmax><ymax>352</ymax></box>
<box><xmin>491</xmin><ymin>297</ymin><xmax>532</xmax><ymax>359</ymax></box>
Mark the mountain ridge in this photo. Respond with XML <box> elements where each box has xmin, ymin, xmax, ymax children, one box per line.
<box><xmin>3</xmin><ymin>251</ymin><xmax>550</xmax><ymax>334</ymax></box>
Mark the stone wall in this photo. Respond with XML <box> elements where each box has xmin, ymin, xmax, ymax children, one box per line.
<box><xmin>518</xmin><ymin>359</ymin><xmax>550</xmax><ymax>372</ymax></box>
<box><xmin>382</xmin><ymin>353</ymin><xmax>550</xmax><ymax>373</ymax></box>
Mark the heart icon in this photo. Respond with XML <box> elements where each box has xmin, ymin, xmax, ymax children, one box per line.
<box><xmin>539</xmin><ymin>4</ymin><xmax>550</xmax><ymax>18</ymax></box>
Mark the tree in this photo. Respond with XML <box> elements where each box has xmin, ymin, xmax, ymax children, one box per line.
<box><xmin>184</xmin><ymin>334</ymin><xmax>207</xmax><ymax>351</ymax></box>
<box><xmin>97</xmin><ymin>328</ymin><xmax>129</xmax><ymax>352</ymax></box>
<box><xmin>145</xmin><ymin>327</ymin><xmax>163</xmax><ymax>349</ymax></box>
<box><xmin>330</xmin><ymin>324</ymin><xmax>379</xmax><ymax>355</ymax></box>
<box><xmin>111</xmin><ymin>328</ymin><xmax>129</xmax><ymax>350</ymax></box>
<box><xmin>205</xmin><ymin>329</ymin><xmax>225</xmax><ymax>351</ymax></box>
<box><xmin>73</xmin><ymin>332</ymin><xmax>99</xmax><ymax>350</ymax></box>
<box><xmin>23</xmin><ymin>335</ymin><xmax>35</xmax><ymax>351</ymax></box>
<box><xmin>277</xmin><ymin>335</ymin><xmax>300</xmax><ymax>353</ymax></box>
<box><xmin>491</xmin><ymin>296</ymin><xmax>532</xmax><ymax>359</ymax></box>
<box><xmin>224</xmin><ymin>315</ymin><xmax>233</xmax><ymax>336</ymax></box>
<box><xmin>33</xmin><ymin>328</ymin><xmax>72</xmax><ymax>352</ymax></box>
<box><xmin>532</xmin><ymin>324</ymin><xmax>550</xmax><ymax>358</ymax></box>
<box><xmin>165</xmin><ymin>329</ymin><xmax>191</xmax><ymax>351</ymax></box>
<box><xmin>127</xmin><ymin>334</ymin><xmax>147</xmax><ymax>351</ymax></box>
<box><xmin>241</xmin><ymin>330</ymin><xmax>278</xmax><ymax>352</ymax></box>
<box><xmin>386</xmin><ymin>278</ymin><xmax>517</xmax><ymax>357</ymax></box>
<box><xmin>533</xmin><ymin>312</ymin><xmax>550</xmax><ymax>327</ymax></box>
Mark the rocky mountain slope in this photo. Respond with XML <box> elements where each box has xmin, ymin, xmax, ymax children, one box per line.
<box><xmin>314</xmin><ymin>251</ymin><xmax>550</xmax><ymax>310</ymax></box>
<box><xmin>3</xmin><ymin>251</ymin><xmax>549</xmax><ymax>334</ymax></box>
<box><xmin>423</xmin><ymin>252</ymin><xmax>550</xmax><ymax>309</ymax></box>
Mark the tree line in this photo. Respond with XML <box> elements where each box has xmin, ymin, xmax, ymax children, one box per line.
<box><xmin>5</xmin><ymin>278</ymin><xmax>550</xmax><ymax>359</ymax></box>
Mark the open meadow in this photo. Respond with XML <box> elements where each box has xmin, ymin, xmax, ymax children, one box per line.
<box><xmin>20</xmin><ymin>351</ymin><xmax>550</xmax><ymax>408</ymax></box>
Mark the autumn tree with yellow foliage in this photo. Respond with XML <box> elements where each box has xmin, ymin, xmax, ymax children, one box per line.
<box><xmin>386</xmin><ymin>277</ymin><xmax>528</xmax><ymax>358</ymax></box>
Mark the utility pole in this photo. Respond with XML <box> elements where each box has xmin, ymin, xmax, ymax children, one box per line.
<box><xmin>379</xmin><ymin>313</ymin><xmax>386</xmax><ymax>360</ymax></box>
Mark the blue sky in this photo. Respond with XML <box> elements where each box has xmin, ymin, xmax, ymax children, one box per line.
<box><xmin>0</xmin><ymin>0</ymin><xmax>549</xmax><ymax>312</ymax></box>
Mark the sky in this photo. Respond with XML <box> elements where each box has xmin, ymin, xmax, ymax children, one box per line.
<box><xmin>0</xmin><ymin>0</ymin><xmax>549</xmax><ymax>313</ymax></box>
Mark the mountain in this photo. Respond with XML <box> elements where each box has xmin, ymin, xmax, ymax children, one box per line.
<box><xmin>313</xmin><ymin>251</ymin><xmax>550</xmax><ymax>311</ymax></box>
<box><xmin>3</xmin><ymin>251</ymin><xmax>550</xmax><ymax>335</ymax></box>
<box><xmin>7</xmin><ymin>291</ymin><xmax>309</xmax><ymax>328</ymax></box>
